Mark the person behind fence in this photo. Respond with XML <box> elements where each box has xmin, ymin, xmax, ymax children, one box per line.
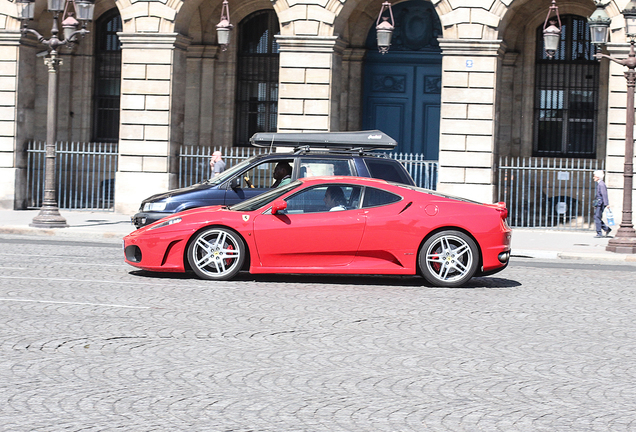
<box><xmin>593</xmin><ymin>170</ymin><xmax>611</xmax><ymax>238</ymax></box>
<box><xmin>210</xmin><ymin>151</ymin><xmax>226</xmax><ymax>177</ymax></box>
<box><xmin>324</xmin><ymin>186</ymin><xmax>347</xmax><ymax>211</ymax></box>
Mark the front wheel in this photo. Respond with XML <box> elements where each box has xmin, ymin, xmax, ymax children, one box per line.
<box><xmin>187</xmin><ymin>227</ymin><xmax>245</xmax><ymax>280</ymax></box>
<box><xmin>418</xmin><ymin>230</ymin><xmax>479</xmax><ymax>287</ymax></box>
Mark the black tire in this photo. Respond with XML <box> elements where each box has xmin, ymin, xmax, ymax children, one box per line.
<box><xmin>187</xmin><ymin>227</ymin><xmax>245</xmax><ymax>280</ymax></box>
<box><xmin>418</xmin><ymin>230</ymin><xmax>479</xmax><ymax>287</ymax></box>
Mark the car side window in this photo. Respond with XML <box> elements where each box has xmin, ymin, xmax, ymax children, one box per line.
<box><xmin>297</xmin><ymin>158</ymin><xmax>355</xmax><ymax>178</ymax></box>
<box><xmin>284</xmin><ymin>185</ymin><xmax>362</xmax><ymax>214</ymax></box>
<box><xmin>362</xmin><ymin>187</ymin><xmax>402</xmax><ymax>208</ymax></box>
<box><xmin>365</xmin><ymin>159</ymin><xmax>411</xmax><ymax>184</ymax></box>
<box><xmin>238</xmin><ymin>159</ymin><xmax>293</xmax><ymax>189</ymax></box>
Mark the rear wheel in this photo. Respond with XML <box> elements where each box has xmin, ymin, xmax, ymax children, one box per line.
<box><xmin>418</xmin><ymin>230</ymin><xmax>479</xmax><ymax>287</ymax></box>
<box><xmin>187</xmin><ymin>227</ymin><xmax>245</xmax><ymax>280</ymax></box>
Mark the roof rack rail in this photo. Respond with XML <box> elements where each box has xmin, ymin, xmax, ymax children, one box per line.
<box><xmin>250</xmin><ymin>130</ymin><xmax>397</xmax><ymax>151</ymax></box>
<box><xmin>292</xmin><ymin>146</ymin><xmax>390</xmax><ymax>157</ymax></box>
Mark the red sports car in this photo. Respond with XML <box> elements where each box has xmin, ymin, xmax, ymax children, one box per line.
<box><xmin>123</xmin><ymin>177</ymin><xmax>511</xmax><ymax>287</ymax></box>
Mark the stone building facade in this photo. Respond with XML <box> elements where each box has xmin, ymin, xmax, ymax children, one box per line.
<box><xmin>0</xmin><ymin>0</ymin><xmax>633</xmax><ymax>218</ymax></box>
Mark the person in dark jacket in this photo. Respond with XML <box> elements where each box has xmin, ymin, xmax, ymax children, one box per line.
<box><xmin>593</xmin><ymin>170</ymin><xmax>611</xmax><ymax>238</ymax></box>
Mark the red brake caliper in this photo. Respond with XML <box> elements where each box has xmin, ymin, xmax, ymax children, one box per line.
<box><xmin>225</xmin><ymin>244</ymin><xmax>234</xmax><ymax>266</ymax></box>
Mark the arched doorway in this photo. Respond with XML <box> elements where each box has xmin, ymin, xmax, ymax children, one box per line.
<box><xmin>362</xmin><ymin>0</ymin><xmax>442</xmax><ymax>158</ymax></box>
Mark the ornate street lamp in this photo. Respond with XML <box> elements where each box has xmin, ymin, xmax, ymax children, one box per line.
<box><xmin>588</xmin><ymin>0</ymin><xmax>636</xmax><ymax>253</ymax></box>
<box><xmin>588</xmin><ymin>1</ymin><xmax>612</xmax><ymax>45</ymax></box>
<box><xmin>216</xmin><ymin>0</ymin><xmax>233</xmax><ymax>51</ymax></box>
<box><xmin>542</xmin><ymin>0</ymin><xmax>562</xmax><ymax>58</ymax></box>
<box><xmin>376</xmin><ymin>1</ymin><xmax>395</xmax><ymax>55</ymax></box>
<box><xmin>17</xmin><ymin>0</ymin><xmax>95</xmax><ymax>228</ymax></box>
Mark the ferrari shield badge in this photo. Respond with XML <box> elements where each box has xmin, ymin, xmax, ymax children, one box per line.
<box><xmin>242</xmin><ymin>215</ymin><xmax>250</xmax><ymax>222</ymax></box>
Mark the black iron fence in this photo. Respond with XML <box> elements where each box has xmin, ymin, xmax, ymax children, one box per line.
<box><xmin>29</xmin><ymin>143</ymin><xmax>607</xmax><ymax>230</ymax></box>
<box><xmin>27</xmin><ymin>141</ymin><xmax>118</xmax><ymax>211</ymax></box>
<box><xmin>498</xmin><ymin>156</ymin><xmax>604</xmax><ymax>230</ymax></box>
<box><xmin>179</xmin><ymin>145</ymin><xmax>439</xmax><ymax>190</ymax></box>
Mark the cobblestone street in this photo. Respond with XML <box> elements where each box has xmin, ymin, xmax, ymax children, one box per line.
<box><xmin>1</xmin><ymin>235</ymin><xmax>635</xmax><ymax>431</ymax></box>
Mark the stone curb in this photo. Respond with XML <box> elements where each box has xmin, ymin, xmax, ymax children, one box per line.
<box><xmin>512</xmin><ymin>249</ymin><xmax>636</xmax><ymax>262</ymax></box>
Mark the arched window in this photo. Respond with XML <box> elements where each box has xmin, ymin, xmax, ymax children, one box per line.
<box><xmin>534</xmin><ymin>15</ymin><xmax>599</xmax><ymax>157</ymax></box>
<box><xmin>235</xmin><ymin>10</ymin><xmax>279</xmax><ymax>147</ymax></box>
<box><xmin>93</xmin><ymin>9</ymin><xmax>122</xmax><ymax>143</ymax></box>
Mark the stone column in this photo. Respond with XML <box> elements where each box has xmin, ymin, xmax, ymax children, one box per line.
<box><xmin>0</xmin><ymin>32</ymin><xmax>33</xmax><ymax>209</ymax></box>
<box><xmin>340</xmin><ymin>48</ymin><xmax>366</xmax><ymax>132</ymax></box>
<box><xmin>497</xmin><ymin>52</ymin><xmax>519</xmax><ymax>158</ymax></box>
<box><xmin>115</xmin><ymin>33</ymin><xmax>190</xmax><ymax>214</ymax></box>
<box><xmin>437</xmin><ymin>39</ymin><xmax>505</xmax><ymax>204</ymax></box>
<box><xmin>184</xmin><ymin>45</ymin><xmax>217</xmax><ymax>147</ymax></box>
<box><xmin>275</xmin><ymin>36</ymin><xmax>345</xmax><ymax>132</ymax></box>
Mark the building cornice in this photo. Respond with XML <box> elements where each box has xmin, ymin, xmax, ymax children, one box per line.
<box><xmin>275</xmin><ymin>35</ymin><xmax>347</xmax><ymax>54</ymax></box>
<box><xmin>117</xmin><ymin>33</ymin><xmax>192</xmax><ymax>51</ymax></box>
<box><xmin>438</xmin><ymin>39</ymin><xmax>506</xmax><ymax>57</ymax></box>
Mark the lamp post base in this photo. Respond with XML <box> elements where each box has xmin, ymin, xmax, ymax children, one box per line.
<box><xmin>606</xmin><ymin>231</ymin><xmax>636</xmax><ymax>254</ymax></box>
<box><xmin>30</xmin><ymin>205</ymin><xmax>68</xmax><ymax>228</ymax></box>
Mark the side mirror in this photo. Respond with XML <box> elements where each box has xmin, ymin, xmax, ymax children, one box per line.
<box><xmin>230</xmin><ymin>177</ymin><xmax>240</xmax><ymax>189</ymax></box>
<box><xmin>271</xmin><ymin>199</ymin><xmax>287</xmax><ymax>215</ymax></box>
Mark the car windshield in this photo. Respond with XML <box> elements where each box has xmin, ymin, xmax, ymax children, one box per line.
<box><xmin>229</xmin><ymin>181</ymin><xmax>301</xmax><ymax>212</ymax></box>
<box><xmin>206</xmin><ymin>156</ymin><xmax>260</xmax><ymax>186</ymax></box>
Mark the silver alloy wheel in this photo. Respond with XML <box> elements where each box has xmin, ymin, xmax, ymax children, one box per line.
<box><xmin>419</xmin><ymin>231</ymin><xmax>478</xmax><ymax>287</ymax></box>
<box><xmin>188</xmin><ymin>228</ymin><xmax>245</xmax><ymax>280</ymax></box>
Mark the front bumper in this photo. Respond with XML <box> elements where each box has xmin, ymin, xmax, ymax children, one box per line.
<box><xmin>123</xmin><ymin>227</ymin><xmax>191</xmax><ymax>272</ymax></box>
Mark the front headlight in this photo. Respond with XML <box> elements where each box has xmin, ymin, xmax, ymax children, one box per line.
<box><xmin>143</xmin><ymin>202</ymin><xmax>167</xmax><ymax>212</ymax></box>
<box><xmin>147</xmin><ymin>217</ymin><xmax>182</xmax><ymax>230</ymax></box>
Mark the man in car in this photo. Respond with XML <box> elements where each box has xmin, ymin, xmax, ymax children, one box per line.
<box><xmin>245</xmin><ymin>161</ymin><xmax>292</xmax><ymax>189</ymax></box>
<box><xmin>271</xmin><ymin>162</ymin><xmax>292</xmax><ymax>188</ymax></box>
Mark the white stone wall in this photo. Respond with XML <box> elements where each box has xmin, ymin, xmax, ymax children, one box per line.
<box><xmin>115</xmin><ymin>33</ymin><xmax>189</xmax><ymax>214</ymax></box>
<box><xmin>0</xmin><ymin>35</ymin><xmax>20</xmax><ymax>209</ymax></box>
<box><xmin>604</xmin><ymin>42</ymin><xmax>636</xmax><ymax>224</ymax></box>
<box><xmin>436</xmin><ymin>39</ymin><xmax>502</xmax><ymax>203</ymax></box>
<box><xmin>277</xmin><ymin>36</ymin><xmax>344</xmax><ymax>133</ymax></box>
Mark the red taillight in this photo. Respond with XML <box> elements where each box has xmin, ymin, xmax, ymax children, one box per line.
<box><xmin>496</xmin><ymin>202</ymin><xmax>508</xmax><ymax>220</ymax></box>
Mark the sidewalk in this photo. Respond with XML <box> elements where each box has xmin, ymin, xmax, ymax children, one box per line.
<box><xmin>511</xmin><ymin>228</ymin><xmax>636</xmax><ymax>262</ymax></box>
<box><xmin>0</xmin><ymin>209</ymin><xmax>135</xmax><ymax>242</ymax></box>
<box><xmin>0</xmin><ymin>209</ymin><xmax>634</xmax><ymax>262</ymax></box>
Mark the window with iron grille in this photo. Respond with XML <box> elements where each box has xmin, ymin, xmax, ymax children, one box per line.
<box><xmin>534</xmin><ymin>15</ymin><xmax>599</xmax><ymax>158</ymax></box>
<box><xmin>235</xmin><ymin>10</ymin><xmax>279</xmax><ymax>147</ymax></box>
<box><xmin>93</xmin><ymin>9</ymin><xmax>122</xmax><ymax>143</ymax></box>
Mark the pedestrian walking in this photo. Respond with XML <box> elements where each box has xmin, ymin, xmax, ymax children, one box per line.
<box><xmin>593</xmin><ymin>170</ymin><xmax>611</xmax><ymax>238</ymax></box>
<box><xmin>210</xmin><ymin>151</ymin><xmax>226</xmax><ymax>177</ymax></box>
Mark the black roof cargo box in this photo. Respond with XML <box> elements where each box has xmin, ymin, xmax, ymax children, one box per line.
<box><xmin>250</xmin><ymin>130</ymin><xmax>397</xmax><ymax>151</ymax></box>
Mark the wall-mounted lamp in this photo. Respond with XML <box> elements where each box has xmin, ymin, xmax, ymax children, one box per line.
<box><xmin>216</xmin><ymin>0</ymin><xmax>233</xmax><ymax>51</ymax></box>
<box><xmin>588</xmin><ymin>1</ymin><xmax>612</xmax><ymax>45</ymax></box>
<box><xmin>542</xmin><ymin>0</ymin><xmax>562</xmax><ymax>58</ymax></box>
<box><xmin>623</xmin><ymin>0</ymin><xmax>636</xmax><ymax>40</ymax></box>
<box><xmin>376</xmin><ymin>1</ymin><xmax>395</xmax><ymax>55</ymax></box>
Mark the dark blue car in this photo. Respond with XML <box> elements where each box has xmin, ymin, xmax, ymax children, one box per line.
<box><xmin>132</xmin><ymin>131</ymin><xmax>415</xmax><ymax>228</ymax></box>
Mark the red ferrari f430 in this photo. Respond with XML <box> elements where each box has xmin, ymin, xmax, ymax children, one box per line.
<box><xmin>123</xmin><ymin>177</ymin><xmax>511</xmax><ymax>287</ymax></box>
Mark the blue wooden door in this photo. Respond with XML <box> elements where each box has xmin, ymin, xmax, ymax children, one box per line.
<box><xmin>362</xmin><ymin>0</ymin><xmax>442</xmax><ymax>158</ymax></box>
<box><xmin>363</xmin><ymin>63</ymin><xmax>440</xmax><ymax>158</ymax></box>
